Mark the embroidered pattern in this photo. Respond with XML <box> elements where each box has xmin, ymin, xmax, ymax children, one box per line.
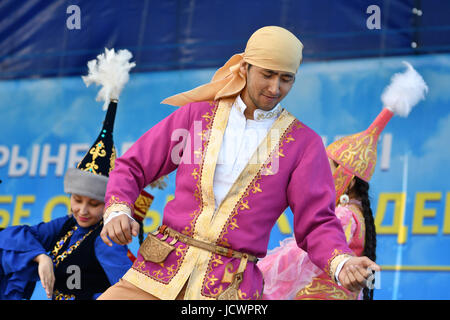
<box><xmin>238</xmin><ymin>289</ymin><xmax>261</xmax><ymax>300</ymax></box>
<box><xmin>81</xmin><ymin>141</ymin><xmax>107</xmax><ymax>174</ymax></box>
<box><xmin>132</xmin><ymin>242</ymin><xmax>188</xmax><ymax>284</ymax></box>
<box><xmin>53</xmin><ymin>289</ymin><xmax>76</xmax><ymax>300</ymax></box>
<box><xmin>103</xmin><ymin>195</ymin><xmax>134</xmax><ymax>221</ymax></box>
<box><xmin>202</xmin><ymin>254</ymin><xmax>226</xmax><ymax>298</ymax></box>
<box><xmin>183</xmin><ymin>101</ymin><xmax>218</xmax><ymax>237</ymax></box>
<box><xmin>51</xmin><ymin>222</ymin><xmax>102</xmax><ymax>268</ymax></box>
<box><xmin>254</xmin><ymin>108</ymin><xmax>281</xmax><ymax>120</ymax></box>
<box><xmin>328</xmin><ymin>126</ymin><xmax>378</xmax><ymax>181</ymax></box>
<box><xmin>296</xmin><ymin>277</ymin><xmax>358</xmax><ymax>300</ymax></box>
<box><xmin>346</xmin><ymin>203</ymin><xmax>366</xmax><ymax>254</ymax></box>
<box><xmin>109</xmin><ymin>146</ymin><xmax>117</xmax><ymax>174</ymax></box>
<box><xmin>325</xmin><ymin>249</ymin><xmax>354</xmax><ymax>281</ymax></box>
<box><xmin>134</xmin><ymin>192</ymin><xmax>153</xmax><ymax>220</ymax></box>
<box><xmin>201</xmin><ymin>117</ymin><xmax>302</xmax><ymax>298</ymax></box>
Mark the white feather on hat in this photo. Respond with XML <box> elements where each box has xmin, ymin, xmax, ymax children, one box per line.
<box><xmin>82</xmin><ymin>48</ymin><xmax>136</xmax><ymax>110</ymax></box>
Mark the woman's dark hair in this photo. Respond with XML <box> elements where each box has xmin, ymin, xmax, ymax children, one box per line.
<box><xmin>351</xmin><ymin>177</ymin><xmax>377</xmax><ymax>300</ymax></box>
<box><xmin>138</xmin><ymin>221</ymin><xmax>144</xmax><ymax>245</ymax></box>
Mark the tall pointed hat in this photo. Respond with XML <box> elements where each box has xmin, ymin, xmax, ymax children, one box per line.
<box><xmin>326</xmin><ymin>62</ymin><xmax>428</xmax><ymax>204</ymax></box>
<box><xmin>64</xmin><ymin>48</ymin><xmax>136</xmax><ymax>202</ymax></box>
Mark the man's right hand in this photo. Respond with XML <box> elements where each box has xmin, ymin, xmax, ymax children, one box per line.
<box><xmin>100</xmin><ymin>214</ymin><xmax>140</xmax><ymax>246</ymax></box>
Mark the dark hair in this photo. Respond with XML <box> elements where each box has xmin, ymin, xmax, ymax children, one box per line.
<box><xmin>351</xmin><ymin>177</ymin><xmax>377</xmax><ymax>300</ymax></box>
<box><xmin>138</xmin><ymin>220</ymin><xmax>144</xmax><ymax>245</ymax></box>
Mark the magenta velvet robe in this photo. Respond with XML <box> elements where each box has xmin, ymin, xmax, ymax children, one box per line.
<box><xmin>104</xmin><ymin>99</ymin><xmax>353</xmax><ymax>300</ymax></box>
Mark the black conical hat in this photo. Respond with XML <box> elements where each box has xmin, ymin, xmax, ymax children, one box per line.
<box><xmin>76</xmin><ymin>100</ymin><xmax>117</xmax><ymax>176</ymax></box>
<box><xmin>64</xmin><ymin>100</ymin><xmax>118</xmax><ymax>201</ymax></box>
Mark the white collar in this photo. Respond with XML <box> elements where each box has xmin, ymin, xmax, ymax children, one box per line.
<box><xmin>234</xmin><ymin>95</ymin><xmax>282</xmax><ymax>121</ymax></box>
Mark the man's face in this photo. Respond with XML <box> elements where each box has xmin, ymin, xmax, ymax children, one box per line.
<box><xmin>240</xmin><ymin>62</ymin><xmax>295</xmax><ymax>111</ymax></box>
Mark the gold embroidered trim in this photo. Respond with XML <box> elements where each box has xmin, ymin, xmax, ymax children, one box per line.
<box><xmin>254</xmin><ymin>108</ymin><xmax>281</xmax><ymax>120</ymax></box>
<box><xmin>109</xmin><ymin>146</ymin><xmax>117</xmax><ymax>174</ymax></box>
<box><xmin>328</xmin><ymin>252</ymin><xmax>354</xmax><ymax>283</ymax></box>
<box><xmin>103</xmin><ymin>196</ymin><xmax>133</xmax><ymax>221</ymax></box>
<box><xmin>51</xmin><ymin>223</ymin><xmax>101</xmax><ymax>268</ymax></box>
<box><xmin>328</xmin><ymin>126</ymin><xmax>378</xmax><ymax>181</ymax></box>
<box><xmin>53</xmin><ymin>289</ymin><xmax>76</xmax><ymax>300</ymax></box>
<box><xmin>132</xmin><ymin>242</ymin><xmax>188</xmax><ymax>284</ymax></box>
<box><xmin>183</xmin><ymin>101</ymin><xmax>218</xmax><ymax>238</ymax></box>
<box><xmin>347</xmin><ymin>203</ymin><xmax>366</xmax><ymax>242</ymax></box>
<box><xmin>296</xmin><ymin>277</ymin><xmax>358</xmax><ymax>300</ymax></box>
<box><xmin>81</xmin><ymin>141</ymin><xmax>107</xmax><ymax>174</ymax></box>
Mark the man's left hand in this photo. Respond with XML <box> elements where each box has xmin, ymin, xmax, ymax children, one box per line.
<box><xmin>338</xmin><ymin>256</ymin><xmax>381</xmax><ymax>292</ymax></box>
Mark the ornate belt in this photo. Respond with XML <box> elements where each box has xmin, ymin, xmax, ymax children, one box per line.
<box><xmin>152</xmin><ymin>225</ymin><xmax>258</xmax><ymax>263</ymax></box>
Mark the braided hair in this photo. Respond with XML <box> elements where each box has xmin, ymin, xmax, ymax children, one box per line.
<box><xmin>138</xmin><ymin>220</ymin><xmax>144</xmax><ymax>245</ymax></box>
<box><xmin>350</xmin><ymin>177</ymin><xmax>377</xmax><ymax>300</ymax></box>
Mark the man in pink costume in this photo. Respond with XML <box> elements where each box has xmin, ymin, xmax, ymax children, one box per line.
<box><xmin>98</xmin><ymin>26</ymin><xmax>380</xmax><ymax>300</ymax></box>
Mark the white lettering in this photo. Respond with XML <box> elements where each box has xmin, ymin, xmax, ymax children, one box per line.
<box><xmin>66</xmin><ymin>5</ymin><xmax>81</xmax><ymax>30</ymax></box>
<box><xmin>0</xmin><ymin>145</ymin><xmax>10</xmax><ymax>167</ymax></box>
<box><xmin>366</xmin><ymin>5</ymin><xmax>381</xmax><ymax>30</ymax></box>
<box><xmin>1</xmin><ymin>143</ymin><xmax>140</xmax><ymax>177</ymax></box>
<box><xmin>224</xmin><ymin>304</ymin><xmax>269</xmax><ymax>316</ymax></box>
<box><xmin>67</xmin><ymin>143</ymin><xmax>89</xmax><ymax>170</ymax></box>
<box><xmin>181</xmin><ymin>304</ymin><xmax>215</xmax><ymax>317</ymax></box>
<box><xmin>29</xmin><ymin>144</ymin><xmax>40</xmax><ymax>176</ymax></box>
<box><xmin>66</xmin><ymin>265</ymin><xmax>81</xmax><ymax>289</ymax></box>
<box><xmin>380</xmin><ymin>133</ymin><xmax>392</xmax><ymax>171</ymax></box>
<box><xmin>40</xmin><ymin>144</ymin><xmax>67</xmax><ymax>176</ymax></box>
<box><xmin>170</xmin><ymin>128</ymin><xmax>190</xmax><ymax>165</ymax></box>
<box><xmin>9</xmin><ymin>145</ymin><xmax>28</xmax><ymax>177</ymax></box>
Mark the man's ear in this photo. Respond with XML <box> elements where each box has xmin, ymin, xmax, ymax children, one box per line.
<box><xmin>239</xmin><ymin>60</ymin><xmax>248</xmax><ymax>77</ymax></box>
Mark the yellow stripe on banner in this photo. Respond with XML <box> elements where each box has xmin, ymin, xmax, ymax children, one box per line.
<box><xmin>381</xmin><ymin>265</ymin><xmax>450</xmax><ymax>272</ymax></box>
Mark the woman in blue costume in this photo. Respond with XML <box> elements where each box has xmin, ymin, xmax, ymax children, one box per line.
<box><xmin>0</xmin><ymin>100</ymin><xmax>134</xmax><ymax>300</ymax></box>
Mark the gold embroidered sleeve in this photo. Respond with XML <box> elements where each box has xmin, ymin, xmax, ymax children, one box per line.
<box><xmin>103</xmin><ymin>196</ymin><xmax>133</xmax><ymax>221</ymax></box>
<box><xmin>328</xmin><ymin>253</ymin><xmax>354</xmax><ymax>283</ymax></box>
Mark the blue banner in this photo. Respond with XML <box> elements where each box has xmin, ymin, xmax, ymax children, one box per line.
<box><xmin>1</xmin><ymin>53</ymin><xmax>449</xmax><ymax>299</ymax></box>
<box><xmin>2</xmin><ymin>1</ymin><xmax>449</xmax><ymax>80</ymax></box>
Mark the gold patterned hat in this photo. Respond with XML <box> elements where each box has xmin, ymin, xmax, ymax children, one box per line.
<box><xmin>63</xmin><ymin>100</ymin><xmax>118</xmax><ymax>202</ymax></box>
<box><xmin>326</xmin><ymin>61</ymin><xmax>428</xmax><ymax>205</ymax></box>
<box><xmin>326</xmin><ymin>108</ymin><xmax>394</xmax><ymax>203</ymax></box>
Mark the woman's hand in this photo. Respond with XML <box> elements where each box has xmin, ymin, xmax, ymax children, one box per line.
<box><xmin>33</xmin><ymin>253</ymin><xmax>55</xmax><ymax>299</ymax></box>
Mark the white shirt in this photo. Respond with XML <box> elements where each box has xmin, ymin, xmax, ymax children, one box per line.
<box><xmin>212</xmin><ymin>95</ymin><xmax>282</xmax><ymax>208</ymax></box>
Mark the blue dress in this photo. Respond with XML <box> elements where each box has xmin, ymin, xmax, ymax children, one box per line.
<box><xmin>0</xmin><ymin>215</ymin><xmax>132</xmax><ymax>299</ymax></box>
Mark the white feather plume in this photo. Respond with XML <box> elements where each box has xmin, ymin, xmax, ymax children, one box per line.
<box><xmin>82</xmin><ymin>48</ymin><xmax>136</xmax><ymax>110</ymax></box>
<box><xmin>381</xmin><ymin>61</ymin><xmax>428</xmax><ymax>117</ymax></box>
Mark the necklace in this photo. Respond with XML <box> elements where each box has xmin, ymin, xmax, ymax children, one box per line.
<box><xmin>51</xmin><ymin>221</ymin><xmax>102</xmax><ymax>267</ymax></box>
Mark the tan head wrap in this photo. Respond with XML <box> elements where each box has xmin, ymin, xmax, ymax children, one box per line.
<box><xmin>161</xmin><ymin>26</ymin><xmax>304</xmax><ymax>107</ymax></box>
